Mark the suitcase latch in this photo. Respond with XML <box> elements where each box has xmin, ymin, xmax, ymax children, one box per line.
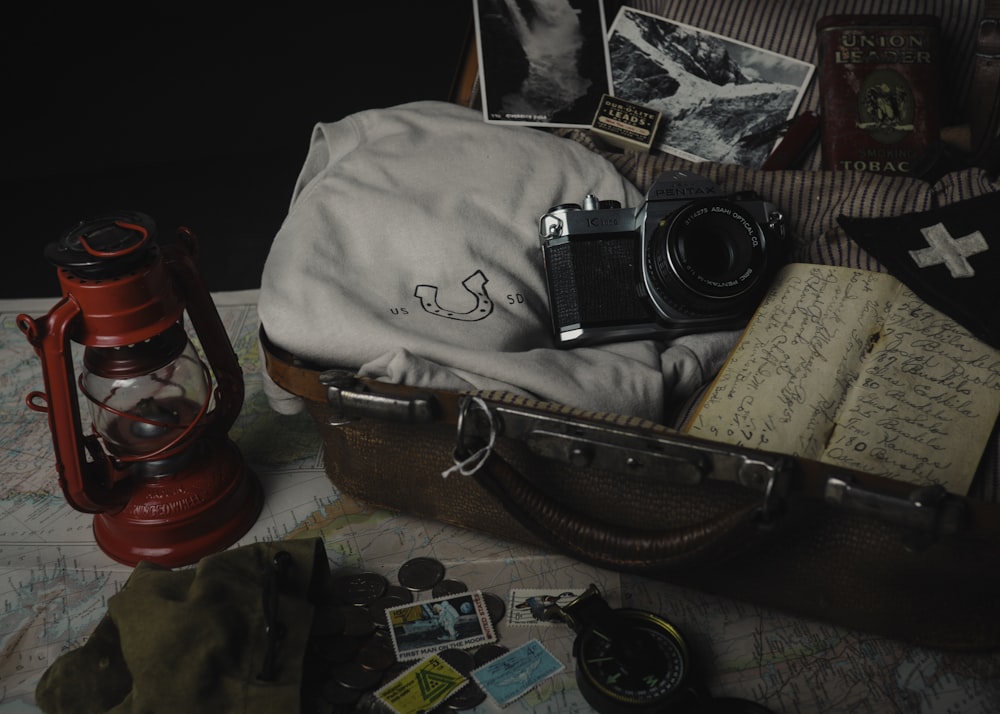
<box><xmin>319</xmin><ymin>370</ymin><xmax>436</xmax><ymax>424</ymax></box>
<box><xmin>824</xmin><ymin>474</ymin><xmax>968</xmax><ymax>546</ymax></box>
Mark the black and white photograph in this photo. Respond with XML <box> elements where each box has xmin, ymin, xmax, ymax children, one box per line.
<box><xmin>608</xmin><ymin>7</ymin><xmax>815</xmax><ymax>167</ymax></box>
<box><xmin>473</xmin><ymin>0</ymin><xmax>612</xmax><ymax>127</ymax></box>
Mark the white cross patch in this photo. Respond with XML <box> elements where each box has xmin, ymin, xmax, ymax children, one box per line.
<box><xmin>908</xmin><ymin>222</ymin><xmax>988</xmax><ymax>278</ymax></box>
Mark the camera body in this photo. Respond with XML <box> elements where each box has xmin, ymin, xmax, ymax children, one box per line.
<box><xmin>539</xmin><ymin>171</ymin><xmax>786</xmax><ymax>347</ymax></box>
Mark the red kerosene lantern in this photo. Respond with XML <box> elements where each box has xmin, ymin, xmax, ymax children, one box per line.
<box><xmin>18</xmin><ymin>211</ymin><xmax>263</xmax><ymax>567</ymax></box>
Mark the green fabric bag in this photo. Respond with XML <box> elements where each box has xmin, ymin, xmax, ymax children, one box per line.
<box><xmin>36</xmin><ymin>539</ymin><xmax>328</xmax><ymax>714</ymax></box>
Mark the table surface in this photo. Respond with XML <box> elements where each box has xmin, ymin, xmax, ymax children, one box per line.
<box><xmin>2</xmin><ymin>291</ymin><xmax>998</xmax><ymax>714</ymax></box>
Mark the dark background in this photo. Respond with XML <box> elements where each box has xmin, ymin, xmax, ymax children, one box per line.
<box><xmin>2</xmin><ymin>3</ymin><xmax>475</xmax><ymax>298</ymax></box>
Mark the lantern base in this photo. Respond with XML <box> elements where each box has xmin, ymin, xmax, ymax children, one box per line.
<box><xmin>93</xmin><ymin>438</ymin><xmax>264</xmax><ymax>568</ymax></box>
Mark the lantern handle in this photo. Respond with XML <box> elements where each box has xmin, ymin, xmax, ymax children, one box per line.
<box><xmin>76</xmin><ymin>220</ymin><xmax>151</xmax><ymax>259</ymax></box>
<box><xmin>161</xmin><ymin>228</ymin><xmax>245</xmax><ymax>433</ymax></box>
<box><xmin>17</xmin><ymin>304</ymin><xmax>130</xmax><ymax>514</ymax></box>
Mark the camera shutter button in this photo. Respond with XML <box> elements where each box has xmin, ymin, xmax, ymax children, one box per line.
<box><xmin>581</xmin><ymin>195</ymin><xmax>621</xmax><ymax>210</ymax></box>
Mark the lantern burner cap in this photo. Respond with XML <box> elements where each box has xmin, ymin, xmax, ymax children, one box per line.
<box><xmin>45</xmin><ymin>211</ymin><xmax>158</xmax><ymax>279</ymax></box>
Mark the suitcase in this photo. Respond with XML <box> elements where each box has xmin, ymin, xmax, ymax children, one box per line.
<box><xmin>258</xmin><ymin>0</ymin><xmax>1000</xmax><ymax>650</ymax></box>
<box><xmin>262</xmin><ymin>330</ymin><xmax>1000</xmax><ymax>651</ymax></box>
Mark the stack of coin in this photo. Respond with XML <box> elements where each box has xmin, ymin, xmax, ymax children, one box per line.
<box><xmin>300</xmin><ymin>556</ymin><xmax>512</xmax><ymax>713</ymax></box>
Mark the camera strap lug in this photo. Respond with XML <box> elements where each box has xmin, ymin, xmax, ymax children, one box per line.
<box><xmin>766</xmin><ymin>210</ymin><xmax>784</xmax><ymax>234</ymax></box>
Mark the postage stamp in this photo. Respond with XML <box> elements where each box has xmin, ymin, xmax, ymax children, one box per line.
<box><xmin>375</xmin><ymin>653</ymin><xmax>468</xmax><ymax>714</ymax></box>
<box><xmin>471</xmin><ymin>638</ymin><xmax>565</xmax><ymax>707</ymax></box>
<box><xmin>386</xmin><ymin>590</ymin><xmax>497</xmax><ymax>662</ymax></box>
<box><xmin>507</xmin><ymin>588</ymin><xmax>586</xmax><ymax>626</ymax></box>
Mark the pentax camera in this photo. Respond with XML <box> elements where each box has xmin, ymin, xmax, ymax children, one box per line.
<box><xmin>539</xmin><ymin>171</ymin><xmax>786</xmax><ymax>347</ymax></box>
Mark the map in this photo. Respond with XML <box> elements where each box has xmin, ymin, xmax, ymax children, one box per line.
<box><xmin>2</xmin><ymin>292</ymin><xmax>998</xmax><ymax>713</ymax></box>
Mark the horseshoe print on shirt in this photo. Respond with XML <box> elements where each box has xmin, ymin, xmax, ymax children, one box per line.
<box><xmin>414</xmin><ymin>269</ymin><xmax>495</xmax><ymax>322</ymax></box>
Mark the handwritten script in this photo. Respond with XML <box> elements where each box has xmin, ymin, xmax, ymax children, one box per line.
<box><xmin>685</xmin><ymin>264</ymin><xmax>1000</xmax><ymax>492</ymax></box>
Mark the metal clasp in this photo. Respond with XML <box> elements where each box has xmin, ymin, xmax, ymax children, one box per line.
<box><xmin>319</xmin><ymin>370</ymin><xmax>436</xmax><ymax>426</ymax></box>
<box><xmin>824</xmin><ymin>474</ymin><xmax>967</xmax><ymax>548</ymax></box>
<box><xmin>746</xmin><ymin>458</ymin><xmax>792</xmax><ymax>529</ymax></box>
<box><xmin>443</xmin><ymin>396</ymin><xmax>498</xmax><ymax>478</ymax></box>
<box><xmin>977</xmin><ymin>17</ymin><xmax>1000</xmax><ymax>59</ymax></box>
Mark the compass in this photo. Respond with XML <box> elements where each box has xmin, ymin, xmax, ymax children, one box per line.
<box><xmin>550</xmin><ymin>585</ymin><xmax>775</xmax><ymax>714</ymax></box>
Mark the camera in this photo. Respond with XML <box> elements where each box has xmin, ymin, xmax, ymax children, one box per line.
<box><xmin>539</xmin><ymin>171</ymin><xmax>786</xmax><ymax>347</ymax></box>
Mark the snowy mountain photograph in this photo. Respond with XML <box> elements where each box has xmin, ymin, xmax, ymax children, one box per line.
<box><xmin>608</xmin><ymin>7</ymin><xmax>814</xmax><ymax>167</ymax></box>
<box><xmin>474</xmin><ymin>0</ymin><xmax>612</xmax><ymax>127</ymax></box>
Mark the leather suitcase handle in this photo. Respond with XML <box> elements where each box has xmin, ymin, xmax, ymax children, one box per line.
<box><xmin>473</xmin><ymin>452</ymin><xmax>770</xmax><ymax>573</ymax></box>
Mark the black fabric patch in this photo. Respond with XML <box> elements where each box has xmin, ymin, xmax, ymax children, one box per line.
<box><xmin>838</xmin><ymin>191</ymin><xmax>1000</xmax><ymax>348</ymax></box>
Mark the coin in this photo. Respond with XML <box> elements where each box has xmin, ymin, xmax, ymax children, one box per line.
<box><xmin>385</xmin><ymin>584</ymin><xmax>414</xmax><ymax>604</ymax></box>
<box><xmin>332</xmin><ymin>661</ymin><xmax>383</xmax><ymax>691</ymax></box>
<box><xmin>435</xmin><ymin>648</ymin><xmax>487</xmax><ymax>710</ymax></box>
<box><xmin>397</xmin><ymin>556</ymin><xmax>446</xmax><ymax>592</ymax></box>
<box><xmin>311</xmin><ymin>634</ymin><xmax>364</xmax><ymax>665</ymax></box>
<box><xmin>436</xmin><ymin>647</ymin><xmax>476</xmax><ymax>676</ymax></box>
<box><xmin>339</xmin><ymin>605</ymin><xmax>376</xmax><ymax>638</ymax></box>
<box><xmin>369</xmin><ymin>594</ymin><xmax>410</xmax><ymax>630</ymax></box>
<box><xmin>432</xmin><ymin>579</ymin><xmax>468</xmax><ymax>598</ymax></box>
<box><xmin>446</xmin><ymin>681</ymin><xmax>487</xmax><ymax>711</ymax></box>
<box><xmin>321</xmin><ymin>679</ymin><xmax>363</xmax><ymax>705</ymax></box>
<box><xmin>369</xmin><ymin>628</ymin><xmax>395</xmax><ymax>648</ymax></box>
<box><xmin>473</xmin><ymin>643</ymin><xmax>509</xmax><ymax>667</ymax></box>
<box><xmin>330</xmin><ymin>571</ymin><xmax>388</xmax><ymax>606</ymax></box>
<box><xmin>356</xmin><ymin>639</ymin><xmax>396</xmax><ymax>672</ymax></box>
<box><xmin>311</xmin><ymin>604</ymin><xmax>346</xmax><ymax>637</ymax></box>
<box><xmin>378</xmin><ymin>660</ymin><xmax>413</xmax><ymax>690</ymax></box>
<box><xmin>482</xmin><ymin>591</ymin><xmax>506</xmax><ymax>626</ymax></box>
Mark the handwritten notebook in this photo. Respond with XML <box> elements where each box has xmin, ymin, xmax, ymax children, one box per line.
<box><xmin>684</xmin><ymin>263</ymin><xmax>1000</xmax><ymax>493</ymax></box>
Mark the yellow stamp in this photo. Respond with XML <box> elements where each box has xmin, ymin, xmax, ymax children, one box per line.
<box><xmin>375</xmin><ymin>653</ymin><xmax>468</xmax><ymax>714</ymax></box>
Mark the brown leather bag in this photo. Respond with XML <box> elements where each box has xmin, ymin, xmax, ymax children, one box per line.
<box><xmin>262</xmin><ymin>330</ymin><xmax>1000</xmax><ymax>652</ymax></box>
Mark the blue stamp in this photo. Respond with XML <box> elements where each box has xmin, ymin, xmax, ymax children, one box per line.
<box><xmin>471</xmin><ymin>638</ymin><xmax>565</xmax><ymax>706</ymax></box>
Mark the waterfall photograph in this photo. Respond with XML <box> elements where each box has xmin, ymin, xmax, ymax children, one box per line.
<box><xmin>474</xmin><ymin>0</ymin><xmax>612</xmax><ymax>127</ymax></box>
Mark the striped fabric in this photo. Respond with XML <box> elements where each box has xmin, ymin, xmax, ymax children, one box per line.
<box><xmin>558</xmin><ymin>126</ymin><xmax>1000</xmax><ymax>264</ymax></box>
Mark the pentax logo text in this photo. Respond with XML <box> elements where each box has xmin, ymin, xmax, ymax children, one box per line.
<box><xmin>654</xmin><ymin>184</ymin><xmax>718</xmax><ymax>198</ymax></box>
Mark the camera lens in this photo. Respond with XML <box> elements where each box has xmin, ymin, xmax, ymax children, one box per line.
<box><xmin>647</xmin><ymin>199</ymin><xmax>769</xmax><ymax>313</ymax></box>
<box><xmin>676</xmin><ymin>226</ymin><xmax>744</xmax><ymax>283</ymax></box>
